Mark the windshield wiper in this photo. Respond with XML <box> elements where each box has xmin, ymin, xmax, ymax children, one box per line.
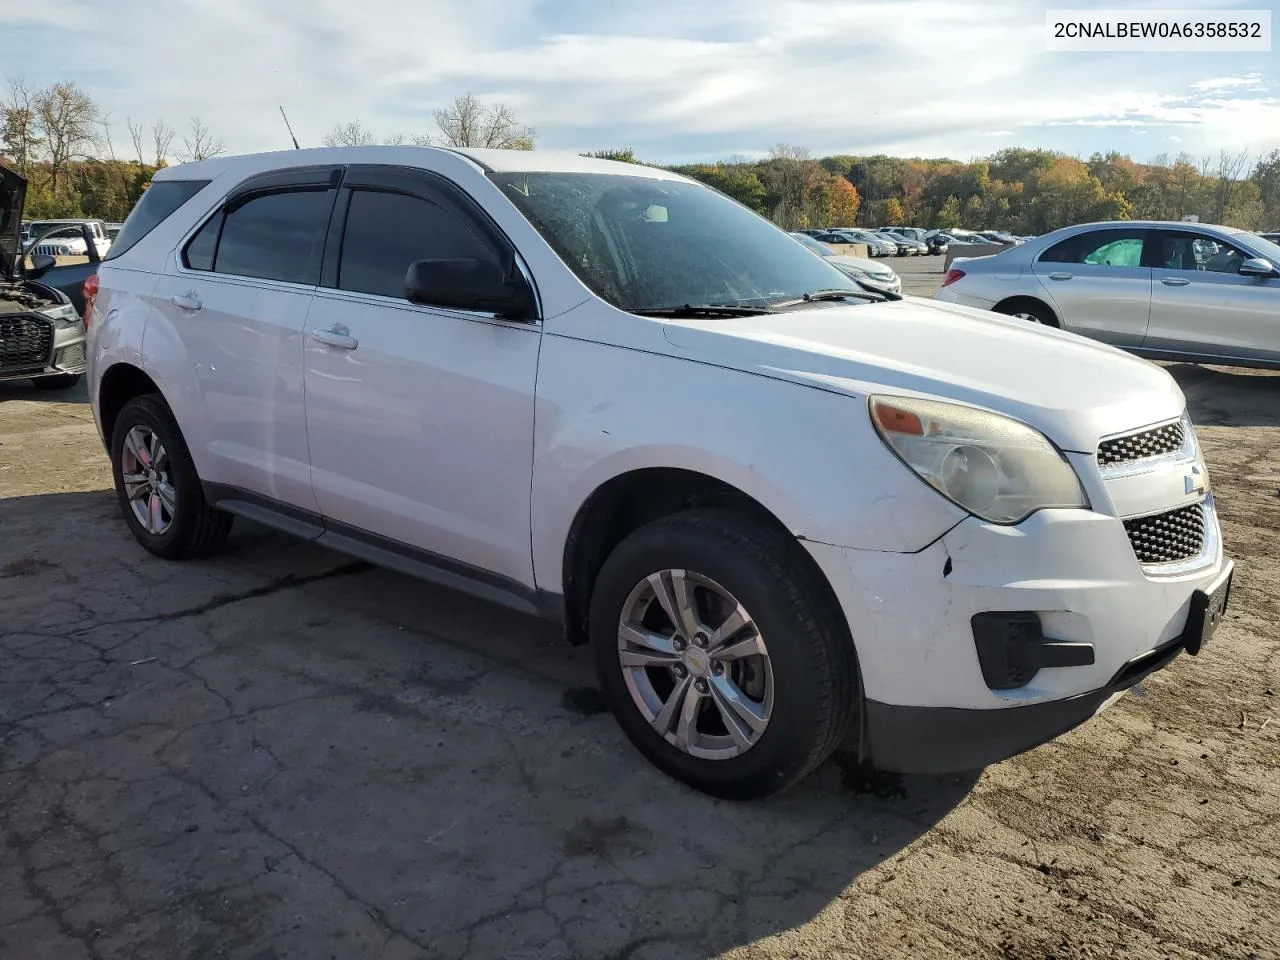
<box><xmin>774</xmin><ymin>284</ymin><xmax>902</xmax><ymax>308</ymax></box>
<box><xmin>630</xmin><ymin>303</ymin><xmax>777</xmax><ymax>318</ymax></box>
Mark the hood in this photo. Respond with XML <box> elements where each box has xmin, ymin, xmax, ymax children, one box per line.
<box><xmin>0</xmin><ymin>165</ymin><xmax>26</xmax><ymax>280</ymax></box>
<box><xmin>660</xmin><ymin>297</ymin><xmax>1184</xmax><ymax>453</ymax></box>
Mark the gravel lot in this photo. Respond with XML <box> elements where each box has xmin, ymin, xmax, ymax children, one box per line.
<box><xmin>2</xmin><ymin>261</ymin><xmax>1278</xmax><ymax>960</ymax></box>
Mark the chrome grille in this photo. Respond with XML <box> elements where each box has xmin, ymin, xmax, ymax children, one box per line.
<box><xmin>0</xmin><ymin>315</ymin><xmax>53</xmax><ymax>373</ymax></box>
<box><xmin>1097</xmin><ymin>421</ymin><xmax>1185</xmax><ymax>466</ymax></box>
<box><xmin>1123</xmin><ymin>503</ymin><xmax>1206</xmax><ymax>565</ymax></box>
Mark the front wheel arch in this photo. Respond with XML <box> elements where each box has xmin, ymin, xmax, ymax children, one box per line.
<box><xmin>992</xmin><ymin>296</ymin><xmax>1060</xmax><ymax>328</ymax></box>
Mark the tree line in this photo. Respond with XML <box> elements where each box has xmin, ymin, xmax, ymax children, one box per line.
<box><xmin>5</xmin><ymin>77</ymin><xmax>1277</xmax><ymax>237</ymax></box>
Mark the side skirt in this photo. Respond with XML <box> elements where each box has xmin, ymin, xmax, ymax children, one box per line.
<box><xmin>203</xmin><ymin>482</ymin><xmax>564</xmax><ymax>622</ymax></box>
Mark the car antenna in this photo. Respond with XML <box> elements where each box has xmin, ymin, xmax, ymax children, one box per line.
<box><xmin>278</xmin><ymin>106</ymin><xmax>300</xmax><ymax>149</ymax></box>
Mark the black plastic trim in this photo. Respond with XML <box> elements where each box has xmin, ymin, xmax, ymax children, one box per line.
<box><xmin>202</xmin><ymin>482</ymin><xmax>563</xmax><ymax>622</ymax></box>
<box><xmin>867</xmin><ymin>564</ymin><xmax>1233</xmax><ymax>774</ymax></box>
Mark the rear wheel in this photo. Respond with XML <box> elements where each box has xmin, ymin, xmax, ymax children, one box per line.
<box><xmin>33</xmin><ymin>373</ymin><xmax>81</xmax><ymax>390</ymax></box>
<box><xmin>995</xmin><ymin>299</ymin><xmax>1059</xmax><ymax>327</ymax></box>
<box><xmin>110</xmin><ymin>394</ymin><xmax>233</xmax><ymax>559</ymax></box>
<box><xmin>589</xmin><ymin>509</ymin><xmax>858</xmax><ymax>800</ymax></box>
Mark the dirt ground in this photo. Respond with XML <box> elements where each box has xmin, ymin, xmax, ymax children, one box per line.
<box><xmin>1</xmin><ymin>278</ymin><xmax>1278</xmax><ymax>958</ymax></box>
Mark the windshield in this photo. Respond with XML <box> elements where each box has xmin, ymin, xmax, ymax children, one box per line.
<box><xmin>489</xmin><ymin>171</ymin><xmax>860</xmax><ymax>311</ymax></box>
<box><xmin>1231</xmin><ymin>229</ymin><xmax>1280</xmax><ymax>264</ymax></box>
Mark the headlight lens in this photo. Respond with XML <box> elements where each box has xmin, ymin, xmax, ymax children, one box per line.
<box><xmin>42</xmin><ymin>303</ymin><xmax>80</xmax><ymax>324</ymax></box>
<box><xmin>870</xmin><ymin>395</ymin><xmax>1087</xmax><ymax>524</ymax></box>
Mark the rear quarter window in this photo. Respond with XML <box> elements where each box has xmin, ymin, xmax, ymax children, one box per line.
<box><xmin>105</xmin><ymin>180</ymin><xmax>211</xmax><ymax>261</ymax></box>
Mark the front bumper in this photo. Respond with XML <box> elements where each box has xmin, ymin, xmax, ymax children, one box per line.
<box><xmin>804</xmin><ymin>505</ymin><xmax>1233</xmax><ymax>772</ymax></box>
<box><xmin>0</xmin><ymin>314</ymin><xmax>86</xmax><ymax>382</ymax></box>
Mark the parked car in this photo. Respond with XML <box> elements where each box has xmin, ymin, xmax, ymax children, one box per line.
<box><xmin>87</xmin><ymin>147</ymin><xmax>1233</xmax><ymax>799</ymax></box>
<box><xmin>789</xmin><ymin>232</ymin><xmax>903</xmax><ymax>294</ymax></box>
<box><xmin>973</xmin><ymin>231</ymin><xmax>1022</xmax><ymax>246</ymax></box>
<box><xmin>1260</xmin><ymin>231</ymin><xmax>1279</xmax><ymax>244</ymax></box>
<box><xmin>868</xmin><ymin>231</ymin><xmax>918</xmax><ymax>256</ymax></box>
<box><xmin>814</xmin><ymin>230</ymin><xmax>896</xmax><ymax>257</ymax></box>
<box><xmin>935</xmin><ymin>220</ymin><xmax>1280</xmax><ymax>368</ymax></box>
<box><xmin>881</xmin><ymin>226</ymin><xmax>930</xmax><ymax>243</ymax></box>
<box><xmin>24</xmin><ymin>219</ymin><xmax>112</xmax><ymax>259</ymax></box>
<box><xmin>926</xmin><ymin>234</ymin><xmax>950</xmax><ymax>255</ymax></box>
<box><xmin>0</xmin><ymin>168</ymin><xmax>89</xmax><ymax>389</ymax></box>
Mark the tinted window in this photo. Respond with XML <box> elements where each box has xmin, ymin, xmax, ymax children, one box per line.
<box><xmin>1041</xmin><ymin>229</ymin><xmax>1146</xmax><ymax>267</ymax></box>
<box><xmin>183</xmin><ymin>214</ymin><xmax>220</xmax><ymax>271</ymax></box>
<box><xmin>337</xmin><ymin>189</ymin><xmax>497</xmax><ymax>299</ymax></box>
<box><xmin>213</xmin><ymin>188</ymin><xmax>334</xmax><ymax>284</ymax></box>
<box><xmin>105</xmin><ymin>180</ymin><xmax>210</xmax><ymax>260</ymax></box>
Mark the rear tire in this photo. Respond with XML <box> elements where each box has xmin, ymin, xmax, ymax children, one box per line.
<box><xmin>588</xmin><ymin>508</ymin><xmax>858</xmax><ymax>800</ymax></box>
<box><xmin>995</xmin><ymin>299</ymin><xmax>1059</xmax><ymax>327</ymax></box>
<box><xmin>110</xmin><ymin>394</ymin><xmax>233</xmax><ymax>560</ymax></box>
<box><xmin>33</xmin><ymin>373</ymin><xmax>81</xmax><ymax>390</ymax></box>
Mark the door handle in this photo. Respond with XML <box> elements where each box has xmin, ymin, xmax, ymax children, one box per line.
<box><xmin>1160</xmin><ymin>277</ymin><xmax>1191</xmax><ymax>286</ymax></box>
<box><xmin>170</xmin><ymin>291</ymin><xmax>202</xmax><ymax>311</ymax></box>
<box><xmin>1047</xmin><ymin>272</ymin><xmax>1073</xmax><ymax>281</ymax></box>
<box><xmin>309</xmin><ymin>325</ymin><xmax>358</xmax><ymax>350</ymax></box>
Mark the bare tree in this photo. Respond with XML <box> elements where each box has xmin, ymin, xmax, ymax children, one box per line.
<box><xmin>432</xmin><ymin>93</ymin><xmax>534</xmax><ymax>150</ymax></box>
<box><xmin>323</xmin><ymin>120</ymin><xmax>376</xmax><ymax>147</ymax></box>
<box><xmin>179</xmin><ymin>116</ymin><xmax>225</xmax><ymax>163</ymax></box>
<box><xmin>36</xmin><ymin>81</ymin><xmax>100</xmax><ymax>196</ymax></box>
<box><xmin>1</xmin><ymin>77</ymin><xmax>45</xmax><ymax>176</ymax></box>
<box><xmin>1212</xmin><ymin>148</ymin><xmax>1251</xmax><ymax>223</ymax></box>
<box><xmin>127</xmin><ymin>117</ymin><xmax>146</xmax><ymax>165</ymax></box>
<box><xmin>152</xmin><ymin>120</ymin><xmax>174</xmax><ymax>167</ymax></box>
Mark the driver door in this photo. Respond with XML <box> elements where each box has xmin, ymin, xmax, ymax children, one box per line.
<box><xmin>1144</xmin><ymin>229</ymin><xmax>1280</xmax><ymax>364</ymax></box>
<box><xmin>302</xmin><ymin>164</ymin><xmax>542</xmax><ymax>594</ymax></box>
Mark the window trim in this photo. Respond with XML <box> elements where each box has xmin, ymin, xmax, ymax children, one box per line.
<box><xmin>320</xmin><ymin>164</ymin><xmax>542</xmax><ymax>322</ymax></box>
<box><xmin>175</xmin><ymin>165</ymin><xmax>343</xmax><ymax>289</ymax></box>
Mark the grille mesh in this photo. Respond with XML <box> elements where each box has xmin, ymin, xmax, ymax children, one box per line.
<box><xmin>1123</xmin><ymin>503</ymin><xmax>1206</xmax><ymax>565</ymax></box>
<box><xmin>1098</xmin><ymin>421</ymin><xmax>1185</xmax><ymax>466</ymax></box>
<box><xmin>0</xmin><ymin>315</ymin><xmax>53</xmax><ymax>373</ymax></box>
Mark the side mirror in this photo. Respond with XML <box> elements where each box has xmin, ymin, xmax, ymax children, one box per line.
<box><xmin>1238</xmin><ymin>257</ymin><xmax>1278</xmax><ymax>278</ymax></box>
<box><xmin>27</xmin><ymin>253</ymin><xmax>56</xmax><ymax>279</ymax></box>
<box><xmin>403</xmin><ymin>258</ymin><xmax>535</xmax><ymax>320</ymax></box>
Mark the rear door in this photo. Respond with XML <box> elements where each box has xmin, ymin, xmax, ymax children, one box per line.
<box><xmin>1031</xmin><ymin>227</ymin><xmax>1152</xmax><ymax>346</ymax></box>
<box><xmin>1144</xmin><ymin>229</ymin><xmax>1280</xmax><ymax>363</ymax></box>
<box><xmin>149</xmin><ymin>166</ymin><xmax>340</xmax><ymax>510</ymax></box>
<box><xmin>301</xmin><ymin>164</ymin><xmax>541</xmax><ymax>591</ymax></box>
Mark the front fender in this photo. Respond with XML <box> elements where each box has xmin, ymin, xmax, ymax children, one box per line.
<box><xmin>530</xmin><ymin>335</ymin><xmax>965</xmax><ymax>594</ymax></box>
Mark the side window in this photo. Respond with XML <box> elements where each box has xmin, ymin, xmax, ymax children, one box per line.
<box><xmin>183</xmin><ymin>214</ymin><xmax>221</xmax><ymax>271</ymax></box>
<box><xmin>336</xmin><ymin>188</ymin><xmax>499</xmax><ymax>300</ymax></box>
<box><xmin>1041</xmin><ymin>229</ymin><xmax>1145</xmax><ymax>267</ymax></box>
<box><xmin>212</xmin><ymin>188</ymin><xmax>334</xmax><ymax>285</ymax></box>
<box><xmin>1154</xmin><ymin>232</ymin><xmax>1248</xmax><ymax>274</ymax></box>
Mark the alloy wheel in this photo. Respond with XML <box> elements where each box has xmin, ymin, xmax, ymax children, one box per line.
<box><xmin>120</xmin><ymin>425</ymin><xmax>176</xmax><ymax>535</ymax></box>
<box><xmin>616</xmin><ymin>569</ymin><xmax>774</xmax><ymax>760</ymax></box>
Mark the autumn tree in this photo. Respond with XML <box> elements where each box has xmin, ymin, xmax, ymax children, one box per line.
<box><xmin>1</xmin><ymin>77</ymin><xmax>44</xmax><ymax>176</ymax></box>
<box><xmin>882</xmin><ymin>197</ymin><xmax>906</xmax><ymax>225</ymax></box>
<box><xmin>827</xmin><ymin>178</ymin><xmax>861</xmax><ymax>226</ymax></box>
<box><xmin>935</xmin><ymin>195</ymin><xmax>962</xmax><ymax>229</ymax></box>
<box><xmin>433</xmin><ymin>93</ymin><xmax>534</xmax><ymax>150</ymax></box>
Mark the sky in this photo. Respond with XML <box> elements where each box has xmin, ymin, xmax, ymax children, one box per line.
<box><xmin>2</xmin><ymin>0</ymin><xmax>1277</xmax><ymax>165</ymax></box>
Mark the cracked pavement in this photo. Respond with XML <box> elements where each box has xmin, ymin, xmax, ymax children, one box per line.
<box><xmin>1</xmin><ymin>357</ymin><xmax>1278</xmax><ymax>960</ymax></box>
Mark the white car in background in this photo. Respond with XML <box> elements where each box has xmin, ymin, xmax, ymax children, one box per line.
<box><xmin>789</xmin><ymin>232</ymin><xmax>903</xmax><ymax>294</ymax></box>
<box><xmin>935</xmin><ymin>220</ymin><xmax>1280</xmax><ymax>369</ymax></box>
<box><xmin>86</xmin><ymin>147</ymin><xmax>1232</xmax><ymax>799</ymax></box>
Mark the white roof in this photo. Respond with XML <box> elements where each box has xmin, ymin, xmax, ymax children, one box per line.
<box><xmin>154</xmin><ymin>144</ymin><xmax>683</xmax><ymax>183</ymax></box>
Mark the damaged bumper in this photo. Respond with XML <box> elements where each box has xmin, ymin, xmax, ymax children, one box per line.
<box><xmin>803</xmin><ymin>507</ymin><xmax>1233</xmax><ymax>773</ymax></box>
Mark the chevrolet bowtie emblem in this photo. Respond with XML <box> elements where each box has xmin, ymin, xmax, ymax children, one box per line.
<box><xmin>1185</xmin><ymin>464</ymin><xmax>1208</xmax><ymax>497</ymax></box>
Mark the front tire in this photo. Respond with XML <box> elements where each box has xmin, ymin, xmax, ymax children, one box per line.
<box><xmin>110</xmin><ymin>394</ymin><xmax>233</xmax><ymax>559</ymax></box>
<box><xmin>589</xmin><ymin>509</ymin><xmax>858</xmax><ymax>800</ymax></box>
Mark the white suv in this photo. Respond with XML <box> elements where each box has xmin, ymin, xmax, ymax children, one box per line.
<box><xmin>87</xmin><ymin>147</ymin><xmax>1234</xmax><ymax>799</ymax></box>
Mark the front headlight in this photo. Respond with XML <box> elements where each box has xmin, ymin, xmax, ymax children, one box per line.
<box><xmin>869</xmin><ymin>395</ymin><xmax>1087</xmax><ymax>524</ymax></box>
<box><xmin>41</xmin><ymin>303</ymin><xmax>80</xmax><ymax>325</ymax></box>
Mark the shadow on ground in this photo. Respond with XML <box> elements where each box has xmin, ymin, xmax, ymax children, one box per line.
<box><xmin>0</xmin><ymin>490</ymin><xmax>979</xmax><ymax>960</ymax></box>
<box><xmin>1163</xmin><ymin>363</ymin><xmax>1280</xmax><ymax>428</ymax></box>
<box><xmin>0</xmin><ymin>377</ymin><xmax>89</xmax><ymax>405</ymax></box>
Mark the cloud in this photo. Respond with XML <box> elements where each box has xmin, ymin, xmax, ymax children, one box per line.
<box><xmin>3</xmin><ymin>0</ymin><xmax>1277</xmax><ymax>163</ymax></box>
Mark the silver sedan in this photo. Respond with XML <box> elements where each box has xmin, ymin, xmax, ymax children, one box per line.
<box><xmin>934</xmin><ymin>220</ymin><xmax>1280</xmax><ymax>369</ymax></box>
